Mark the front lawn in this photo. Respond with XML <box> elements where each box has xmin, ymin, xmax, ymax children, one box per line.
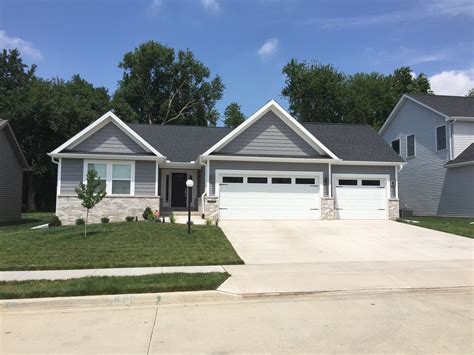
<box><xmin>400</xmin><ymin>216</ymin><xmax>473</xmax><ymax>238</ymax></box>
<box><xmin>0</xmin><ymin>213</ymin><xmax>243</xmax><ymax>271</ymax></box>
<box><xmin>0</xmin><ymin>272</ymin><xmax>229</xmax><ymax>299</ymax></box>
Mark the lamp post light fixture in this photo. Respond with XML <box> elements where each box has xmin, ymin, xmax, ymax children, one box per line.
<box><xmin>186</xmin><ymin>179</ymin><xmax>194</xmax><ymax>234</ymax></box>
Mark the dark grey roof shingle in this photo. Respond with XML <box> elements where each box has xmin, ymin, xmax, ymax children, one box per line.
<box><xmin>446</xmin><ymin>143</ymin><xmax>474</xmax><ymax>165</ymax></box>
<box><xmin>302</xmin><ymin>122</ymin><xmax>404</xmax><ymax>162</ymax></box>
<box><xmin>128</xmin><ymin>122</ymin><xmax>403</xmax><ymax>163</ymax></box>
<box><xmin>127</xmin><ymin>124</ymin><xmax>233</xmax><ymax>162</ymax></box>
<box><xmin>406</xmin><ymin>94</ymin><xmax>474</xmax><ymax>117</ymax></box>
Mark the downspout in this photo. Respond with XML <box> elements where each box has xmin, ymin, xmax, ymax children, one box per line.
<box><xmin>328</xmin><ymin>163</ymin><xmax>332</xmax><ymax>198</ymax></box>
<box><xmin>448</xmin><ymin>118</ymin><xmax>456</xmax><ymax>161</ymax></box>
<box><xmin>199</xmin><ymin>157</ymin><xmax>209</xmax><ymax>218</ymax></box>
<box><xmin>51</xmin><ymin>157</ymin><xmax>61</xmax><ymax>215</ymax></box>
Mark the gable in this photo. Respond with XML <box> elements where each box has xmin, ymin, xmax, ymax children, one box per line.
<box><xmin>216</xmin><ymin>111</ymin><xmax>325</xmax><ymax>157</ymax></box>
<box><xmin>70</xmin><ymin>122</ymin><xmax>148</xmax><ymax>155</ymax></box>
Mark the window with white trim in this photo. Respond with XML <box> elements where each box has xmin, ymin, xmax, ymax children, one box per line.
<box><xmin>406</xmin><ymin>134</ymin><xmax>415</xmax><ymax>157</ymax></box>
<box><xmin>85</xmin><ymin>161</ymin><xmax>134</xmax><ymax>195</ymax></box>
<box><xmin>112</xmin><ymin>164</ymin><xmax>132</xmax><ymax>194</ymax></box>
<box><xmin>436</xmin><ymin>125</ymin><xmax>447</xmax><ymax>151</ymax></box>
<box><xmin>87</xmin><ymin>163</ymin><xmax>107</xmax><ymax>191</ymax></box>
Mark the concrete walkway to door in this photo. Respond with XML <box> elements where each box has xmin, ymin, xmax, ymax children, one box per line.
<box><xmin>219</xmin><ymin>220</ymin><xmax>474</xmax><ymax>264</ymax></box>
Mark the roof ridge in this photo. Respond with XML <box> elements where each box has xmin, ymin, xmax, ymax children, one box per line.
<box><xmin>407</xmin><ymin>93</ymin><xmax>474</xmax><ymax>99</ymax></box>
<box><xmin>302</xmin><ymin>121</ymin><xmax>370</xmax><ymax>126</ymax></box>
<box><xmin>127</xmin><ymin>123</ymin><xmax>233</xmax><ymax>129</ymax></box>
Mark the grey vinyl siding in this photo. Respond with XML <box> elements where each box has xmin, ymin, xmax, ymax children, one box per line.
<box><xmin>209</xmin><ymin>160</ymin><xmax>329</xmax><ymax>196</ymax></box>
<box><xmin>60</xmin><ymin>158</ymin><xmax>83</xmax><ymax>194</ymax></box>
<box><xmin>438</xmin><ymin>165</ymin><xmax>474</xmax><ymax>217</ymax></box>
<box><xmin>135</xmin><ymin>161</ymin><xmax>156</xmax><ymax>196</ymax></box>
<box><xmin>452</xmin><ymin>121</ymin><xmax>474</xmax><ymax>158</ymax></box>
<box><xmin>217</xmin><ymin>111</ymin><xmax>321</xmax><ymax>157</ymax></box>
<box><xmin>72</xmin><ymin>123</ymin><xmax>147</xmax><ymax>154</ymax></box>
<box><xmin>0</xmin><ymin>130</ymin><xmax>23</xmax><ymax>222</ymax></box>
<box><xmin>331</xmin><ymin>165</ymin><xmax>396</xmax><ymax>198</ymax></box>
<box><xmin>381</xmin><ymin>99</ymin><xmax>450</xmax><ymax>215</ymax></box>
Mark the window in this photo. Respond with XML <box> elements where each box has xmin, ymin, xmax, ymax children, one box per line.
<box><xmin>165</xmin><ymin>175</ymin><xmax>170</xmax><ymax>202</ymax></box>
<box><xmin>247</xmin><ymin>177</ymin><xmax>268</xmax><ymax>184</ymax></box>
<box><xmin>295</xmin><ymin>178</ymin><xmax>315</xmax><ymax>184</ymax></box>
<box><xmin>406</xmin><ymin>134</ymin><xmax>415</xmax><ymax>157</ymax></box>
<box><xmin>362</xmin><ymin>180</ymin><xmax>381</xmax><ymax>186</ymax></box>
<box><xmin>223</xmin><ymin>176</ymin><xmax>243</xmax><ymax>183</ymax></box>
<box><xmin>391</xmin><ymin>139</ymin><xmax>400</xmax><ymax>155</ymax></box>
<box><xmin>85</xmin><ymin>161</ymin><xmax>134</xmax><ymax>195</ymax></box>
<box><xmin>338</xmin><ymin>179</ymin><xmax>357</xmax><ymax>186</ymax></box>
<box><xmin>436</xmin><ymin>125</ymin><xmax>447</xmax><ymax>151</ymax></box>
<box><xmin>272</xmin><ymin>177</ymin><xmax>291</xmax><ymax>184</ymax></box>
<box><xmin>87</xmin><ymin>163</ymin><xmax>107</xmax><ymax>191</ymax></box>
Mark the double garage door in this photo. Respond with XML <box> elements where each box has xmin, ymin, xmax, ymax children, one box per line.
<box><xmin>218</xmin><ymin>171</ymin><xmax>389</xmax><ymax>220</ymax></box>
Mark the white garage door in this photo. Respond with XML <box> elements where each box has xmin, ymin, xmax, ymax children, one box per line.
<box><xmin>334</xmin><ymin>176</ymin><xmax>388</xmax><ymax>220</ymax></box>
<box><xmin>218</xmin><ymin>173</ymin><xmax>321</xmax><ymax>219</ymax></box>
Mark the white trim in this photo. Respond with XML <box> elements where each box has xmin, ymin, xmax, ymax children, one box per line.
<box><xmin>390</xmin><ymin>138</ymin><xmax>401</xmax><ymax>155</ymax></box>
<box><xmin>406</xmin><ymin>133</ymin><xmax>416</xmax><ymax>158</ymax></box>
<box><xmin>160</xmin><ymin>169</ymin><xmax>198</xmax><ymax>208</ymax></box>
<box><xmin>447</xmin><ymin>116</ymin><xmax>474</xmax><ymax>121</ymax></box>
<box><xmin>57</xmin><ymin>158</ymin><xmax>62</xmax><ymax>197</ymax></box>
<box><xmin>203</xmin><ymin>154</ymin><xmax>405</xmax><ymax>166</ymax></box>
<box><xmin>84</xmin><ymin>160</ymin><xmax>135</xmax><ymax>196</ymax></box>
<box><xmin>395</xmin><ymin>166</ymin><xmax>399</xmax><ymax>199</ymax></box>
<box><xmin>328</xmin><ymin>163</ymin><xmax>332</xmax><ymax>198</ymax></box>
<box><xmin>48</xmin><ymin>153</ymin><xmax>162</xmax><ymax>161</ymax></box>
<box><xmin>50</xmin><ymin>111</ymin><xmax>165</xmax><ymax>158</ymax></box>
<box><xmin>446</xmin><ymin>161</ymin><xmax>474</xmax><ymax>168</ymax></box>
<box><xmin>379</xmin><ymin>95</ymin><xmax>449</xmax><ymax>135</ymax></box>
<box><xmin>163</xmin><ymin>161</ymin><xmax>200</xmax><ymax>169</ymax></box>
<box><xmin>202</xmin><ymin>100</ymin><xmax>340</xmax><ymax>160</ymax></box>
<box><xmin>332</xmin><ymin>173</ymin><xmax>390</xmax><ymax>219</ymax></box>
<box><xmin>435</xmin><ymin>124</ymin><xmax>447</xmax><ymax>152</ymax></box>
<box><xmin>205</xmin><ymin>160</ymin><xmax>210</xmax><ymax>194</ymax></box>
<box><xmin>155</xmin><ymin>161</ymin><xmax>159</xmax><ymax>196</ymax></box>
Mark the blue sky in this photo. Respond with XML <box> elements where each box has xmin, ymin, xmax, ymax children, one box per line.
<box><xmin>1</xmin><ymin>0</ymin><xmax>473</xmax><ymax>121</ymax></box>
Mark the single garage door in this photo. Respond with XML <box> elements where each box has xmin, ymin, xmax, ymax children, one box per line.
<box><xmin>334</xmin><ymin>176</ymin><xmax>388</xmax><ymax>219</ymax></box>
<box><xmin>218</xmin><ymin>173</ymin><xmax>321</xmax><ymax>219</ymax></box>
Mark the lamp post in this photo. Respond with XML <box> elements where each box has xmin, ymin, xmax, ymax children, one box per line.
<box><xmin>186</xmin><ymin>179</ymin><xmax>194</xmax><ymax>234</ymax></box>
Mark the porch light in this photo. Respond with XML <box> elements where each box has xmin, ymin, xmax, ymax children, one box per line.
<box><xmin>186</xmin><ymin>179</ymin><xmax>194</xmax><ymax>234</ymax></box>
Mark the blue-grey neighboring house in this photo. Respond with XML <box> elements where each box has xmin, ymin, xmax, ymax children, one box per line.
<box><xmin>0</xmin><ymin>120</ymin><xmax>30</xmax><ymax>223</ymax></box>
<box><xmin>380</xmin><ymin>94</ymin><xmax>474</xmax><ymax>217</ymax></box>
<box><xmin>49</xmin><ymin>100</ymin><xmax>404</xmax><ymax>225</ymax></box>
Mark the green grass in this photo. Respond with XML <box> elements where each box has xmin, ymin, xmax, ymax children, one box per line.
<box><xmin>0</xmin><ymin>212</ymin><xmax>243</xmax><ymax>271</ymax></box>
<box><xmin>0</xmin><ymin>272</ymin><xmax>229</xmax><ymax>299</ymax></box>
<box><xmin>400</xmin><ymin>216</ymin><xmax>474</xmax><ymax>238</ymax></box>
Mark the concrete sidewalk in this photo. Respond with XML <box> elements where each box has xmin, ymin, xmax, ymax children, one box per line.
<box><xmin>0</xmin><ymin>265</ymin><xmax>226</xmax><ymax>281</ymax></box>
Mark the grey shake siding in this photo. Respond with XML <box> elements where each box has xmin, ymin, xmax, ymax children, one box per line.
<box><xmin>452</xmin><ymin>121</ymin><xmax>474</xmax><ymax>158</ymax></box>
<box><xmin>381</xmin><ymin>99</ymin><xmax>455</xmax><ymax>215</ymax></box>
<box><xmin>217</xmin><ymin>111</ymin><xmax>321</xmax><ymax>157</ymax></box>
<box><xmin>61</xmin><ymin>158</ymin><xmax>83</xmax><ymax>194</ymax></box>
<box><xmin>331</xmin><ymin>165</ymin><xmax>396</xmax><ymax>198</ymax></box>
<box><xmin>0</xmin><ymin>129</ymin><xmax>23</xmax><ymax>222</ymax></box>
<box><xmin>438</xmin><ymin>166</ymin><xmax>474</xmax><ymax>217</ymax></box>
<box><xmin>135</xmin><ymin>161</ymin><xmax>156</xmax><ymax>196</ymax></box>
<box><xmin>73</xmin><ymin>123</ymin><xmax>147</xmax><ymax>154</ymax></box>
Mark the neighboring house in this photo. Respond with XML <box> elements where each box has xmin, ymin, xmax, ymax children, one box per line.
<box><xmin>0</xmin><ymin>120</ymin><xmax>30</xmax><ymax>223</ymax></box>
<box><xmin>49</xmin><ymin>100</ymin><xmax>404</xmax><ymax>224</ymax></box>
<box><xmin>380</xmin><ymin>94</ymin><xmax>474</xmax><ymax>217</ymax></box>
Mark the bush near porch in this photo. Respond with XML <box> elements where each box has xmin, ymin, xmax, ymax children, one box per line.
<box><xmin>0</xmin><ymin>213</ymin><xmax>243</xmax><ymax>271</ymax></box>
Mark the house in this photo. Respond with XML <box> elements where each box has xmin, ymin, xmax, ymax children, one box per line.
<box><xmin>0</xmin><ymin>120</ymin><xmax>30</xmax><ymax>223</ymax></box>
<box><xmin>48</xmin><ymin>100</ymin><xmax>404</xmax><ymax>224</ymax></box>
<box><xmin>379</xmin><ymin>94</ymin><xmax>474</xmax><ymax>217</ymax></box>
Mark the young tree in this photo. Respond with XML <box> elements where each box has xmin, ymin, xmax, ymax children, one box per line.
<box><xmin>75</xmin><ymin>170</ymin><xmax>107</xmax><ymax>236</ymax></box>
<box><xmin>112</xmin><ymin>41</ymin><xmax>224</xmax><ymax>127</ymax></box>
<box><xmin>223</xmin><ymin>102</ymin><xmax>245</xmax><ymax>127</ymax></box>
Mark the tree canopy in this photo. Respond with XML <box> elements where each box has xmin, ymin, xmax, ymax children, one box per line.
<box><xmin>282</xmin><ymin>60</ymin><xmax>432</xmax><ymax>129</ymax></box>
<box><xmin>112</xmin><ymin>41</ymin><xmax>224</xmax><ymax>127</ymax></box>
<box><xmin>223</xmin><ymin>102</ymin><xmax>246</xmax><ymax>128</ymax></box>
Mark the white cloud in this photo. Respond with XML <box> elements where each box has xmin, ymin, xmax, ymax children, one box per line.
<box><xmin>257</xmin><ymin>38</ymin><xmax>279</xmax><ymax>59</ymax></box>
<box><xmin>200</xmin><ymin>0</ymin><xmax>220</xmax><ymax>12</ymax></box>
<box><xmin>429</xmin><ymin>69</ymin><xmax>474</xmax><ymax>96</ymax></box>
<box><xmin>0</xmin><ymin>31</ymin><xmax>42</xmax><ymax>59</ymax></box>
<box><xmin>148</xmin><ymin>0</ymin><xmax>163</xmax><ymax>14</ymax></box>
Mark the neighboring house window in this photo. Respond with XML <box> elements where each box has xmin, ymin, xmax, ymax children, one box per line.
<box><xmin>436</xmin><ymin>125</ymin><xmax>447</xmax><ymax>151</ymax></box>
<box><xmin>391</xmin><ymin>139</ymin><xmax>400</xmax><ymax>155</ymax></box>
<box><xmin>406</xmin><ymin>134</ymin><xmax>415</xmax><ymax>157</ymax></box>
<box><xmin>85</xmin><ymin>161</ymin><xmax>134</xmax><ymax>195</ymax></box>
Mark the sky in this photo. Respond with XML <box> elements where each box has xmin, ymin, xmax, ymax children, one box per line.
<box><xmin>1</xmin><ymin>0</ymin><xmax>473</xmax><ymax>121</ymax></box>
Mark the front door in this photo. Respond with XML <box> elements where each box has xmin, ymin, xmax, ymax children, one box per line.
<box><xmin>171</xmin><ymin>173</ymin><xmax>187</xmax><ymax>208</ymax></box>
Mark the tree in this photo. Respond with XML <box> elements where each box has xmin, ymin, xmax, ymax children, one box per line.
<box><xmin>467</xmin><ymin>88</ymin><xmax>474</xmax><ymax>97</ymax></box>
<box><xmin>223</xmin><ymin>102</ymin><xmax>245</xmax><ymax>127</ymax></box>
<box><xmin>75</xmin><ymin>169</ymin><xmax>106</xmax><ymax>236</ymax></box>
<box><xmin>282</xmin><ymin>59</ymin><xmax>347</xmax><ymax>123</ymax></box>
<box><xmin>112</xmin><ymin>41</ymin><xmax>224</xmax><ymax>126</ymax></box>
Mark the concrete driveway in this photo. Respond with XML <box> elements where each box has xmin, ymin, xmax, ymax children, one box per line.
<box><xmin>219</xmin><ymin>220</ymin><xmax>474</xmax><ymax>264</ymax></box>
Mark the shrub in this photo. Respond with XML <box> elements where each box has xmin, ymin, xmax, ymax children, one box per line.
<box><xmin>206</xmin><ymin>219</ymin><xmax>213</xmax><ymax>226</ymax></box>
<box><xmin>143</xmin><ymin>207</ymin><xmax>153</xmax><ymax>220</ymax></box>
<box><xmin>125</xmin><ymin>216</ymin><xmax>135</xmax><ymax>222</ymax></box>
<box><xmin>101</xmin><ymin>217</ymin><xmax>110</xmax><ymax>224</ymax></box>
<box><xmin>49</xmin><ymin>215</ymin><xmax>62</xmax><ymax>227</ymax></box>
<box><xmin>75</xmin><ymin>218</ymin><xmax>85</xmax><ymax>225</ymax></box>
<box><xmin>169</xmin><ymin>211</ymin><xmax>176</xmax><ymax>224</ymax></box>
